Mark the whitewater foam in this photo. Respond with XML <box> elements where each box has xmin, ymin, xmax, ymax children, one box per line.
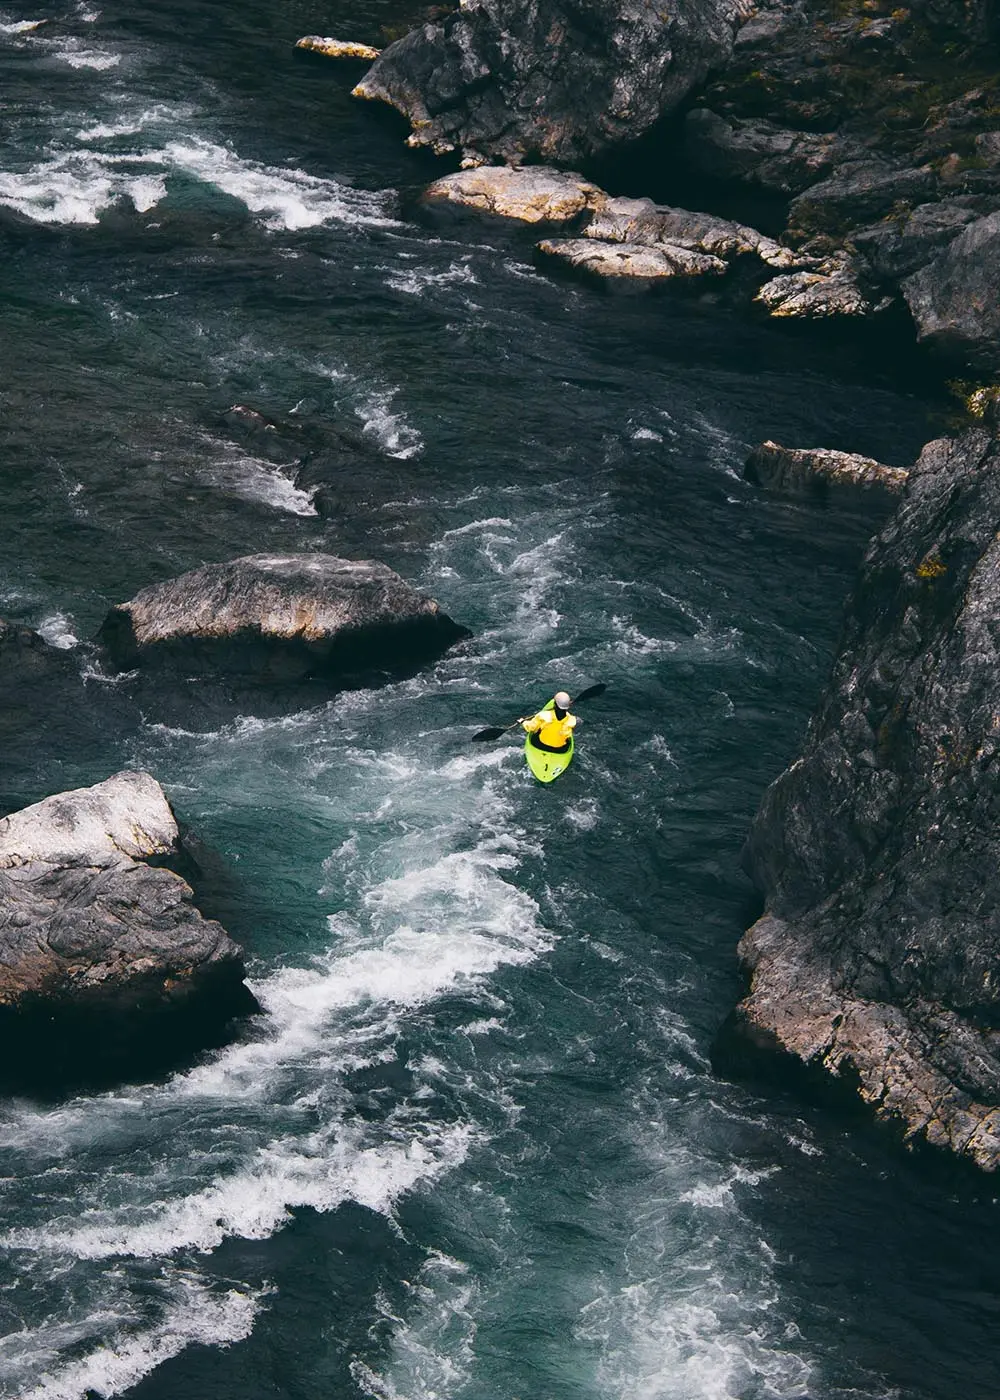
<box><xmin>20</xmin><ymin>1273</ymin><xmax>262</xmax><ymax>1400</ymax></box>
<box><xmin>0</xmin><ymin>136</ymin><xmax>398</xmax><ymax>230</ymax></box>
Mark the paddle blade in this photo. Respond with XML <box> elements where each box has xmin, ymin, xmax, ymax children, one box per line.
<box><xmin>471</xmin><ymin>726</ymin><xmax>509</xmax><ymax>742</ymax></box>
<box><xmin>572</xmin><ymin>683</ymin><xmax>607</xmax><ymax>705</ymax></box>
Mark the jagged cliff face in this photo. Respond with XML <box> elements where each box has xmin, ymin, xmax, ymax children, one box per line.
<box><xmin>352</xmin><ymin>0</ymin><xmax>752</xmax><ymax>165</ymax></box>
<box><xmin>736</xmin><ymin>422</ymin><xmax>1000</xmax><ymax>1169</ymax></box>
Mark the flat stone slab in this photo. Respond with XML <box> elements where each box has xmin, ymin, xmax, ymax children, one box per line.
<box><xmin>537</xmin><ymin>236</ymin><xmax>727</xmax><ymax>280</ymax></box>
<box><xmin>422</xmin><ymin>166</ymin><xmax>604</xmax><ymax>224</ymax></box>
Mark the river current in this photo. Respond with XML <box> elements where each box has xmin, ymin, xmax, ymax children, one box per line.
<box><xmin>2</xmin><ymin>3</ymin><xmax>1000</xmax><ymax>1397</ymax></box>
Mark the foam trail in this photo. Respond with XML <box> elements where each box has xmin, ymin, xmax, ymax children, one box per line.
<box><xmin>20</xmin><ymin>1275</ymin><xmax>262</xmax><ymax>1400</ymax></box>
<box><xmin>163</xmin><ymin>138</ymin><xmax>399</xmax><ymax>230</ymax></box>
<box><xmin>16</xmin><ymin>1122</ymin><xmax>476</xmax><ymax>1261</ymax></box>
<box><xmin>0</xmin><ymin>140</ymin><xmax>397</xmax><ymax>230</ymax></box>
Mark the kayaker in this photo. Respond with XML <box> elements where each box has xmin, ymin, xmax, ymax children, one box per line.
<box><xmin>522</xmin><ymin>691</ymin><xmax>578</xmax><ymax>753</ymax></box>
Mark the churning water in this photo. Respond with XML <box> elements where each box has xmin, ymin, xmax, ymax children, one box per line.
<box><xmin>2</xmin><ymin>2</ymin><xmax>999</xmax><ymax>1398</ymax></box>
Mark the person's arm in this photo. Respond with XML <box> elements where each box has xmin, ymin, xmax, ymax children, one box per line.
<box><xmin>522</xmin><ymin>711</ymin><xmax>543</xmax><ymax>732</ymax></box>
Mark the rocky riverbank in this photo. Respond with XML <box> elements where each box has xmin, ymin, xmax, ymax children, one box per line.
<box><xmin>343</xmin><ymin>0</ymin><xmax>1000</xmax><ymax>372</ymax></box>
<box><xmin>335</xmin><ymin>0</ymin><xmax>1000</xmax><ymax>1167</ymax></box>
<box><xmin>732</xmin><ymin>410</ymin><xmax>1000</xmax><ymax>1169</ymax></box>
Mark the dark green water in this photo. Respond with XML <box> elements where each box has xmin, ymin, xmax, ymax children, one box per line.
<box><xmin>2</xmin><ymin>3</ymin><xmax>1000</xmax><ymax>1398</ymax></box>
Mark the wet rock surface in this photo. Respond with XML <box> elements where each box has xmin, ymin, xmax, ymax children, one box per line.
<box><xmin>0</xmin><ymin>771</ymin><xmax>256</xmax><ymax>1090</ymax></box>
<box><xmin>352</xmin><ymin>0</ymin><xmax>751</xmax><ymax>165</ymax></box>
<box><xmin>744</xmin><ymin>439</ymin><xmax>909</xmax><ymax>493</ymax></box>
<box><xmin>733</xmin><ymin>422</ymin><xmax>1000</xmax><ymax>1169</ymax></box>
<box><xmin>98</xmin><ymin>553</ymin><xmax>470</xmax><ymax>685</ymax></box>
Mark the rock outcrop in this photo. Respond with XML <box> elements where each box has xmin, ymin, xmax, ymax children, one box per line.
<box><xmin>98</xmin><ymin>554</ymin><xmax>470</xmax><ymax>685</ymax></box>
<box><xmin>744</xmin><ymin>440</ymin><xmax>909</xmax><ymax>495</ymax></box>
<box><xmin>684</xmin><ymin>0</ymin><xmax>1000</xmax><ymax>366</ymax></box>
<box><xmin>345</xmin><ymin>0</ymin><xmax>1000</xmax><ymax>365</ymax></box>
<box><xmin>295</xmin><ymin>35</ymin><xmax>381</xmax><ymax>60</ymax></box>
<box><xmin>753</xmin><ymin>263</ymin><xmax>891</xmax><ymax>319</ymax></box>
<box><xmin>351</xmin><ymin>0</ymin><xmax>752</xmax><ymax>166</ymax></box>
<box><xmin>421</xmin><ymin>166</ymin><xmax>604</xmax><ymax>224</ymax></box>
<box><xmin>683</xmin><ymin>107</ymin><xmax>843</xmax><ymax>195</ymax></box>
<box><xmin>0</xmin><ymin>771</ymin><xmax>255</xmax><ymax>1088</ymax></box>
<box><xmin>902</xmin><ymin>211</ymin><xmax>1000</xmax><ymax>371</ymax></box>
<box><xmin>537</xmin><ymin>237</ymin><xmax>726</xmax><ymax>281</ymax></box>
<box><xmin>732</xmin><ymin>420</ymin><xmax>1000</xmax><ymax>1169</ymax></box>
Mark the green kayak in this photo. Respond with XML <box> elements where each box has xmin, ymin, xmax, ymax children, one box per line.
<box><xmin>524</xmin><ymin>729</ymin><xmax>574</xmax><ymax>784</ymax></box>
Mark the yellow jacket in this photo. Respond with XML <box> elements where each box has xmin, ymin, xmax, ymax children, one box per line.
<box><xmin>523</xmin><ymin>704</ymin><xmax>577</xmax><ymax>748</ymax></box>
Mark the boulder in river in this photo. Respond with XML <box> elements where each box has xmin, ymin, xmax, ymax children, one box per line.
<box><xmin>728</xmin><ymin>422</ymin><xmax>1000</xmax><ymax>1170</ymax></box>
<box><xmin>97</xmin><ymin>553</ymin><xmax>470</xmax><ymax>685</ymax></box>
<box><xmin>421</xmin><ymin>167</ymin><xmax>605</xmax><ymax>225</ymax></box>
<box><xmin>351</xmin><ymin>0</ymin><xmax>751</xmax><ymax>166</ymax></box>
<box><xmin>744</xmin><ymin>440</ymin><xmax>910</xmax><ymax>495</ymax></box>
<box><xmin>0</xmin><ymin>770</ymin><xmax>256</xmax><ymax>1089</ymax></box>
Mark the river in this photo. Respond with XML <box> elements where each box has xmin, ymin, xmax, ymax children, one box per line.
<box><xmin>2</xmin><ymin>2</ymin><xmax>999</xmax><ymax>1397</ymax></box>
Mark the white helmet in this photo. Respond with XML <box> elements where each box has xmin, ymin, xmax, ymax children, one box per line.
<box><xmin>554</xmin><ymin>691</ymin><xmax>571</xmax><ymax>710</ymax></box>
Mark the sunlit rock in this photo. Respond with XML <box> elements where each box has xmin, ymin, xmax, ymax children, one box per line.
<box><xmin>422</xmin><ymin>167</ymin><xmax>605</xmax><ymax>224</ymax></box>
<box><xmin>536</xmin><ymin>237</ymin><xmax>727</xmax><ymax>280</ymax></box>
<box><xmin>0</xmin><ymin>771</ymin><xmax>256</xmax><ymax>1089</ymax></box>
<box><xmin>744</xmin><ymin>440</ymin><xmax>909</xmax><ymax>495</ymax></box>
<box><xmin>98</xmin><ymin>554</ymin><xmax>470</xmax><ymax>685</ymax></box>
<box><xmin>295</xmin><ymin>35</ymin><xmax>381</xmax><ymax>60</ymax></box>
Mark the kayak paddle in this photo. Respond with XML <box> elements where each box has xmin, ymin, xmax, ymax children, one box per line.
<box><xmin>471</xmin><ymin>683</ymin><xmax>607</xmax><ymax>742</ymax></box>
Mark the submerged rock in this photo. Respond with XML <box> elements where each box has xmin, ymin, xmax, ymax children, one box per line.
<box><xmin>0</xmin><ymin>618</ymin><xmax>73</xmax><ymax>686</ymax></box>
<box><xmin>0</xmin><ymin>771</ymin><xmax>255</xmax><ymax>1088</ymax></box>
<box><xmin>97</xmin><ymin>554</ymin><xmax>470</xmax><ymax>685</ymax></box>
<box><xmin>352</xmin><ymin>0</ymin><xmax>751</xmax><ymax>165</ymax></box>
<box><xmin>744</xmin><ymin>440</ymin><xmax>909</xmax><ymax>494</ymax></box>
<box><xmin>902</xmin><ymin>210</ymin><xmax>1000</xmax><ymax>370</ymax></box>
<box><xmin>732</xmin><ymin>423</ymin><xmax>1000</xmax><ymax>1170</ymax></box>
<box><xmin>537</xmin><ymin>237</ymin><xmax>726</xmax><ymax>281</ymax></box>
<box><xmin>421</xmin><ymin>166</ymin><xmax>604</xmax><ymax>224</ymax></box>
